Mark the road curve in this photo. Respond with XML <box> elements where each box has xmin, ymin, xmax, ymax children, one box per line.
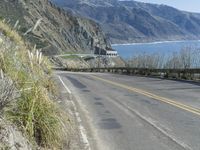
<box><xmin>57</xmin><ymin>71</ymin><xmax>200</xmax><ymax>150</ymax></box>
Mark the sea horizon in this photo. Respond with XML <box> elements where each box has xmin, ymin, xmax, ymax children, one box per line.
<box><xmin>112</xmin><ymin>40</ymin><xmax>200</xmax><ymax>59</ymax></box>
<box><xmin>111</xmin><ymin>39</ymin><xmax>200</xmax><ymax>46</ymax></box>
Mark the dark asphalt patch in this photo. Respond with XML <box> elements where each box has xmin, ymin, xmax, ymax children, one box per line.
<box><xmin>82</xmin><ymin>89</ymin><xmax>90</xmax><ymax>92</ymax></box>
<box><xmin>99</xmin><ymin>118</ymin><xmax>122</xmax><ymax>129</ymax></box>
<box><xmin>140</xmin><ymin>99</ymin><xmax>158</xmax><ymax>106</ymax></box>
<box><xmin>95</xmin><ymin>102</ymin><xmax>104</xmax><ymax>107</ymax></box>
<box><xmin>94</xmin><ymin>97</ymin><xmax>102</xmax><ymax>100</ymax></box>
<box><xmin>66</xmin><ymin>76</ymin><xmax>87</xmax><ymax>89</ymax></box>
<box><xmin>104</xmin><ymin>110</ymin><xmax>111</xmax><ymax>114</ymax></box>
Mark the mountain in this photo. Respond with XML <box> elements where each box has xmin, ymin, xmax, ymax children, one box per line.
<box><xmin>51</xmin><ymin>0</ymin><xmax>200</xmax><ymax>44</ymax></box>
<box><xmin>0</xmin><ymin>0</ymin><xmax>111</xmax><ymax>55</ymax></box>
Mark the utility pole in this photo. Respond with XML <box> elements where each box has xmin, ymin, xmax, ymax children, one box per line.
<box><xmin>97</xmin><ymin>42</ymin><xmax>101</xmax><ymax>72</ymax></box>
<box><xmin>98</xmin><ymin>48</ymin><xmax>101</xmax><ymax>72</ymax></box>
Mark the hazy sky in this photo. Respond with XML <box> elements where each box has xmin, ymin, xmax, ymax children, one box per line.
<box><xmin>134</xmin><ymin>0</ymin><xmax>200</xmax><ymax>13</ymax></box>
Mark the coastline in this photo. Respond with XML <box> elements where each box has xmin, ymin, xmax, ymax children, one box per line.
<box><xmin>111</xmin><ymin>39</ymin><xmax>200</xmax><ymax>46</ymax></box>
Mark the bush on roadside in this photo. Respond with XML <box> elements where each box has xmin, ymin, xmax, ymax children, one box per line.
<box><xmin>7</xmin><ymin>84</ymin><xmax>64</xmax><ymax>148</ymax></box>
<box><xmin>0</xmin><ymin>21</ymin><xmax>69</xmax><ymax>149</ymax></box>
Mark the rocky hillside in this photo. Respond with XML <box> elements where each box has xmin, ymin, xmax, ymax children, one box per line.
<box><xmin>0</xmin><ymin>0</ymin><xmax>111</xmax><ymax>55</ymax></box>
<box><xmin>52</xmin><ymin>0</ymin><xmax>200</xmax><ymax>44</ymax></box>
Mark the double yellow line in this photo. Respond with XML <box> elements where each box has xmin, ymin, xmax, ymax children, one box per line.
<box><xmin>91</xmin><ymin>75</ymin><xmax>200</xmax><ymax>116</ymax></box>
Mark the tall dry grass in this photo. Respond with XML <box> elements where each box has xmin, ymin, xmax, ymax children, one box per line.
<box><xmin>128</xmin><ymin>47</ymin><xmax>200</xmax><ymax>69</ymax></box>
<box><xmin>0</xmin><ymin>20</ymin><xmax>69</xmax><ymax>149</ymax></box>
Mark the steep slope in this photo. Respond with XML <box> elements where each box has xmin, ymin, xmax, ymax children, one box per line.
<box><xmin>0</xmin><ymin>20</ymin><xmax>72</xmax><ymax>149</ymax></box>
<box><xmin>120</xmin><ymin>1</ymin><xmax>200</xmax><ymax>36</ymax></box>
<box><xmin>52</xmin><ymin>0</ymin><xmax>200</xmax><ymax>44</ymax></box>
<box><xmin>0</xmin><ymin>0</ymin><xmax>111</xmax><ymax>55</ymax></box>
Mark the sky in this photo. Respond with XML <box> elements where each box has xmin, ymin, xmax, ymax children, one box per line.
<box><xmin>134</xmin><ymin>0</ymin><xmax>200</xmax><ymax>13</ymax></box>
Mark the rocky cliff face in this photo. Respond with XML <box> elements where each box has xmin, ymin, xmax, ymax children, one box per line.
<box><xmin>0</xmin><ymin>0</ymin><xmax>111</xmax><ymax>55</ymax></box>
<box><xmin>52</xmin><ymin>0</ymin><xmax>200</xmax><ymax>44</ymax></box>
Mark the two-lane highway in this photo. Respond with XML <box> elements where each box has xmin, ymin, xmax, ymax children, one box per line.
<box><xmin>57</xmin><ymin>71</ymin><xmax>200</xmax><ymax>150</ymax></box>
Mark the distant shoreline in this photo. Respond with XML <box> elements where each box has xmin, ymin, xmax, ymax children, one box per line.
<box><xmin>111</xmin><ymin>39</ymin><xmax>200</xmax><ymax>46</ymax></box>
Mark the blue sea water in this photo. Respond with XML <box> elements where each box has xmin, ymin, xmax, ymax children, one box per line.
<box><xmin>112</xmin><ymin>40</ymin><xmax>200</xmax><ymax>59</ymax></box>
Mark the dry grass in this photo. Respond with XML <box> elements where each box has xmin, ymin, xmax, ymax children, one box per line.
<box><xmin>0</xmin><ymin>21</ymin><xmax>24</xmax><ymax>47</ymax></box>
<box><xmin>0</xmin><ymin>21</ymin><xmax>70</xmax><ymax>149</ymax></box>
<box><xmin>128</xmin><ymin>47</ymin><xmax>200</xmax><ymax>69</ymax></box>
<box><xmin>8</xmin><ymin>84</ymin><xmax>65</xmax><ymax>148</ymax></box>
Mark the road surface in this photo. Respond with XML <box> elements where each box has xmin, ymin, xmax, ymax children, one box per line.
<box><xmin>57</xmin><ymin>71</ymin><xmax>200</xmax><ymax>150</ymax></box>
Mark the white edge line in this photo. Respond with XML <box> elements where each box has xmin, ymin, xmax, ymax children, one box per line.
<box><xmin>57</xmin><ymin>75</ymin><xmax>91</xmax><ymax>150</ymax></box>
<box><xmin>58</xmin><ymin>75</ymin><xmax>71</xmax><ymax>94</ymax></box>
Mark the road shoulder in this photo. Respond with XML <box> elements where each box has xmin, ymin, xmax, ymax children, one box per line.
<box><xmin>54</xmin><ymin>73</ymin><xmax>95</xmax><ymax>150</ymax></box>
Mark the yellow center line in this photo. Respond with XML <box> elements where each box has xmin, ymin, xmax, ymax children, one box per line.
<box><xmin>91</xmin><ymin>75</ymin><xmax>200</xmax><ymax>116</ymax></box>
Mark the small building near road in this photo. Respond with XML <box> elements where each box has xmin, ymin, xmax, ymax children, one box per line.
<box><xmin>106</xmin><ymin>50</ymin><xmax>118</xmax><ymax>57</ymax></box>
<box><xmin>94</xmin><ymin>47</ymin><xmax>118</xmax><ymax>57</ymax></box>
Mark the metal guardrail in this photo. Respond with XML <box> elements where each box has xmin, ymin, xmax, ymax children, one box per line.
<box><xmin>55</xmin><ymin>67</ymin><xmax>200</xmax><ymax>74</ymax></box>
<box><xmin>54</xmin><ymin>67</ymin><xmax>200</xmax><ymax>80</ymax></box>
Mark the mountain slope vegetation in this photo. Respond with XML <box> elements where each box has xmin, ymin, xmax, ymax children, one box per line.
<box><xmin>52</xmin><ymin>0</ymin><xmax>200</xmax><ymax>43</ymax></box>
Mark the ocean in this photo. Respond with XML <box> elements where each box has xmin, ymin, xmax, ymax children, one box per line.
<box><xmin>112</xmin><ymin>40</ymin><xmax>200</xmax><ymax>59</ymax></box>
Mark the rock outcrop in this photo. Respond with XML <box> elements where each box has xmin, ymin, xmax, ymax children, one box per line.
<box><xmin>0</xmin><ymin>0</ymin><xmax>111</xmax><ymax>55</ymax></box>
<box><xmin>0</xmin><ymin>118</ymin><xmax>32</xmax><ymax>150</ymax></box>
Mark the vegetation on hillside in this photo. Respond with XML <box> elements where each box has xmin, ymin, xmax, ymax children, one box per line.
<box><xmin>0</xmin><ymin>0</ymin><xmax>112</xmax><ymax>56</ymax></box>
<box><xmin>127</xmin><ymin>47</ymin><xmax>200</xmax><ymax>69</ymax></box>
<box><xmin>0</xmin><ymin>20</ymin><xmax>69</xmax><ymax>149</ymax></box>
<box><xmin>53</xmin><ymin>0</ymin><xmax>200</xmax><ymax>44</ymax></box>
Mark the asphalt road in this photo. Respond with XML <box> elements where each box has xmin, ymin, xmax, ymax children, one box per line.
<box><xmin>57</xmin><ymin>71</ymin><xmax>200</xmax><ymax>150</ymax></box>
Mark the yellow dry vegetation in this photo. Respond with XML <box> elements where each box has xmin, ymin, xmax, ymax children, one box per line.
<box><xmin>0</xmin><ymin>21</ymin><xmax>70</xmax><ymax>149</ymax></box>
